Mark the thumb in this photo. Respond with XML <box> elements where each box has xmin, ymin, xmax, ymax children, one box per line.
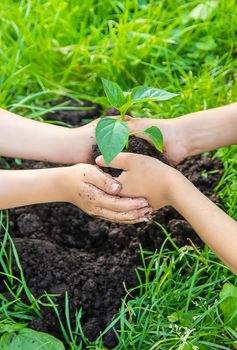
<box><xmin>85</xmin><ymin>166</ymin><xmax>122</xmax><ymax>195</ymax></box>
<box><xmin>95</xmin><ymin>153</ymin><xmax>130</xmax><ymax>170</ymax></box>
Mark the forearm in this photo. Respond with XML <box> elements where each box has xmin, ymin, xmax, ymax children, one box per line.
<box><xmin>0</xmin><ymin>109</ymin><xmax>95</xmax><ymax>164</ymax></box>
<box><xmin>178</xmin><ymin>103</ymin><xmax>237</xmax><ymax>156</ymax></box>
<box><xmin>169</xmin><ymin>173</ymin><xmax>237</xmax><ymax>273</ymax></box>
<box><xmin>0</xmin><ymin>168</ymin><xmax>68</xmax><ymax>209</ymax></box>
<box><xmin>127</xmin><ymin>103</ymin><xmax>237</xmax><ymax>165</ymax></box>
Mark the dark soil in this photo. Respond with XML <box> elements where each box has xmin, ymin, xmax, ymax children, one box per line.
<box><xmin>93</xmin><ymin>136</ymin><xmax>169</xmax><ymax>177</ymax></box>
<box><xmin>0</xmin><ymin>103</ymin><xmax>224</xmax><ymax>348</ymax></box>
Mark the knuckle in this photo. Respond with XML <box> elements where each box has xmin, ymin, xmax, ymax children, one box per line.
<box><xmin>103</xmin><ymin>177</ymin><xmax>111</xmax><ymax>189</ymax></box>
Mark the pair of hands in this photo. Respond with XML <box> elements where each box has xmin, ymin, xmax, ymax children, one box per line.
<box><xmin>64</xmin><ymin>117</ymin><xmax>185</xmax><ymax>223</ymax></box>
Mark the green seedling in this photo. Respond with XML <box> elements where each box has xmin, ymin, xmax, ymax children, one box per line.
<box><xmin>96</xmin><ymin>78</ymin><xmax>179</xmax><ymax>165</ymax></box>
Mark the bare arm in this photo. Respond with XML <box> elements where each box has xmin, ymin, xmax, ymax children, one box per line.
<box><xmin>0</xmin><ymin>167</ymin><xmax>67</xmax><ymax>208</ymax></box>
<box><xmin>96</xmin><ymin>153</ymin><xmax>237</xmax><ymax>274</ymax></box>
<box><xmin>0</xmin><ymin>166</ymin><xmax>151</xmax><ymax>224</ymax></box>
<box><xmin>2</xmin><ymin>102</ymin><xmax>236</xmax><ymax>165</ymax></box>
<box><xmin>177</xmin><ymin>102</ymin><xmax>237</xmax><ymax>156</ymax></box>
<box><xmin>0</xmin><ymin>108</ymin><xmax>96</xmax><ymax>164</ymax></box>
<box><xmin>170</xmin><ymin>172</ymin><xmax>237</xmax><ymax>273</ymax></box>
<box><xmin>127</xmin><ymin>102</ymin><xmax>237</xmax><ymax>164</ymax></box>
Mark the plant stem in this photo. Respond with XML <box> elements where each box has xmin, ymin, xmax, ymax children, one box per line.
<box><xmin>125</xmin><ymin>137</ymin><xmax>129</xmax><ymax>149</ymax></box>
<box><xmin>120</xmin><ymin>110</ymin><xmax>126</xmax><ymax>120</ymax></box>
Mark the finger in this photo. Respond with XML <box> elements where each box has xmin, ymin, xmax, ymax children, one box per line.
<box><xmin>85</xmin><ymin>166</ymin><xmax>122</xmax><ymax>195</ymax></box>
<box><xmin>95</xmin><ymin>206</ymin><xmax>152</xmax><ymax>223</ymax></box>
<box><xmin>96</xmin><ymin>215</ymin><xmax>151</xmax><ymax>225</ymax></box>
<box><xmin>96</xmin><ymin>153</ymin><xmax>133</xmax><ymax>170</ymax></box>
<box><xmin>84</xmin><ymin>184</ymin><xmax>149</xmax><ymax>212</ymax></box>
<box><xmin>95</xmin><ymin>191</ymin><xmax>149</xmax><ymax>212</ymax></box>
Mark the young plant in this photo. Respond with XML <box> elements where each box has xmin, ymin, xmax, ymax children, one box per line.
<box><xmin>96</xmin><ymin>78</ymin><xmax>179</xmax><ymax>165</ymax></box>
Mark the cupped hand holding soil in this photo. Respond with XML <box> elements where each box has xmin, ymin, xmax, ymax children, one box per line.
<box><xmin>96</xmin><ymin>153</ymin><xmax>178</xmax><ymax>210</ymax></box>
<box><xmin>63</xmin><ymin>163</ymin><xmax>152</xmax><ymax>224</ymax></box>
<box><xmin>0</xmin><ymin>162</ymin><xmax>151</xmax><ymax>224</ymax></box>
<box><xmin>96</xmin><ymin>152</ymin><xmax>237</xmax><ymax>274</ymax></box>
<box><xmin>126</xmin><ymin>116</ymin><xmax>189</xmax><ymax>165</ymax></box>
<box><xmin>126</xmin><ymin>102</ymin><xmax>237</xmax><ymax>166</ymax></box>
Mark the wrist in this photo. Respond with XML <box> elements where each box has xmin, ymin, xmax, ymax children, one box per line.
<box><xmin>40</xmin><ymin>167</ymin><xmax>72</xmax><ymax>204</ymax></box>
<box><xmin>150</xmin><ymin>162</ymin><xmax>184</xmax><ymax>209</ymax></box>
<box><xmin>167</xmin><ymin>170</ymin><xmax>195</xmax><ymax>214</ymax></box>
<box><xmin>55</xmin><ymin>165</ymin><xmax>77</xmax><ymax>203</ymax></box>
<box><xmin>177</xmin><ymin>112</ymin><xmax>208</xmax><ymax>157</ymax></box>
<box><xmin>164</xmin><ymin>168</ymin><xmax>189</xmax><ymax>208</ymax></box>
<box><xmin>158</xmin><ymin>118</ymin><xmax>190</xmax><ymax>163</ymax></box>
<box><xmin>65</xmin><ymin>122</ymin><xmax>96</xmax><ymax>164</ymax></box>
<box><xmin>127</xmin><ymin>117</ymin><xmax>190</xmax><ymax>164</ymax></box>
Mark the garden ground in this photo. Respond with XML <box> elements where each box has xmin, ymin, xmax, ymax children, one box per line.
<box><xmin>0</xmin><ymin>0</ymin><xmax>237</xmax><ymax>349</ymax></box>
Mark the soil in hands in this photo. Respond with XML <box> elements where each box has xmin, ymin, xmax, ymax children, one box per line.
<box><xmin>0</xmin><ymin>103</ymin><xmax>223</xmax><ymax>348</ymax></box>
<box><xmin>93</xmin><ymin>136</ymin><xmax>169</xmax><ymax>177</ymax></box>
<box><xmin>92</xmin><ymin>107</ymin><xmax>169</xmax><ymax>177</ymax></box>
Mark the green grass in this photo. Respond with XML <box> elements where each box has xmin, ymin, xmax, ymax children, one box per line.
<box><xmin>0</xmin><ymin>212</ymin><xmax>56</xmax><ymax>323</ymax></box>
<box><xmin>0</xmin><ymin>0</ymin><xmax>237</xmax><ymax>349</ymax></box>
<box><xmin>1</xmin><ymin>0</ymin><xmax>237</xmax><ymax>116</ymax></box>
<box><xmin>112</xmin><ymin>246</ymin><xmax>237</xmax><ymax>349</ymax></box>
<box><xmin>1</xmin><ymin>220</ymin><xmax>237</xmax><ymax>350</ymax></box>
<box><xmin>214</xmin><ymin>145</ymin><xmax>237</xmax><ymax>220</ymax></box>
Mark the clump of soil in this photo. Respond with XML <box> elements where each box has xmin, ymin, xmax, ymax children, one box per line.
<box><xmin>0</xmin><ymin>102</ymin><xmax>223</xmax><ymax>348</ymax></box>
<box><xmin>93</xmin><ymin>136</ymin><xmax>169</xmax><ymax>177</ymax></box>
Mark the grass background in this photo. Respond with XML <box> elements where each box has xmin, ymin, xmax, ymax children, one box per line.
<box><xmin>0</xmin><ymin>0</ymin><xmax>237</xmax><ymax>349</ymax></box>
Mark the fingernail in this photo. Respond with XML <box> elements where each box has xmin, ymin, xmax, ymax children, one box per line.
<box><xmin>110</xmin><ymin>182</ymin><xmax>120</xmax><ymax>193</ymax></box>
<box><xmin>95</xmin><ymin>155</ymin><xmax>103</xmax><ymax>163</ymax></box>
<box><xmin>140</xmin><ymin>201</ymin><xmax>149</xmax><ymax>208</ymax></box>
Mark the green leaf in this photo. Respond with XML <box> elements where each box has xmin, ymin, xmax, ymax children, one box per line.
<box><xmin>131</xmin><ymin>86</ymin><xmax>179</xmax><ymax>103</ymax></box>
<box><xmin>220</xmin><ymin>283</ymin><xmax>237</xmax><ymax>328</ymax></box>
<box><xmin>96</xmin><ymin>117</ymin><xmax>129</xmax><ymax>165</ymax></box>
<box><xmin>101</xmin><ymin>78</ymin><xmax>126</xmax><ymax>109</ymax></box>
<box><xmin>0</xmin><ymin>328</ymin><xmax>65</xmax><ymax>350</ymax></box>
<box><xmin>143</xmin><ymin>126</ymin><xmax>163</xmax><ymax>152</ymax></box>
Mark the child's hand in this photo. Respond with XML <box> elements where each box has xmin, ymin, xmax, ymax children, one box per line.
<box><xmin>126</xmin><ymin>116</ymin><xmax>188</xmax><ymax>165</ymax></box>
<box><xmin>77</xmin><ymin>116</ymin><xmax>185</xmax><ymax>165</ymax></box>
<box><xmin>97</xmin><ymin>152</ymin><xmax>237</xmax><ymax>274</ymax></box>
<box><xmin>96</xmin><ymin>153</ymin><xmax>178</xmax><ymax>211</ymax></box>
<box><xmin>63</xmin><ymin>163</ymin><xmax>152</xmax><ymax>223</ymax></box>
